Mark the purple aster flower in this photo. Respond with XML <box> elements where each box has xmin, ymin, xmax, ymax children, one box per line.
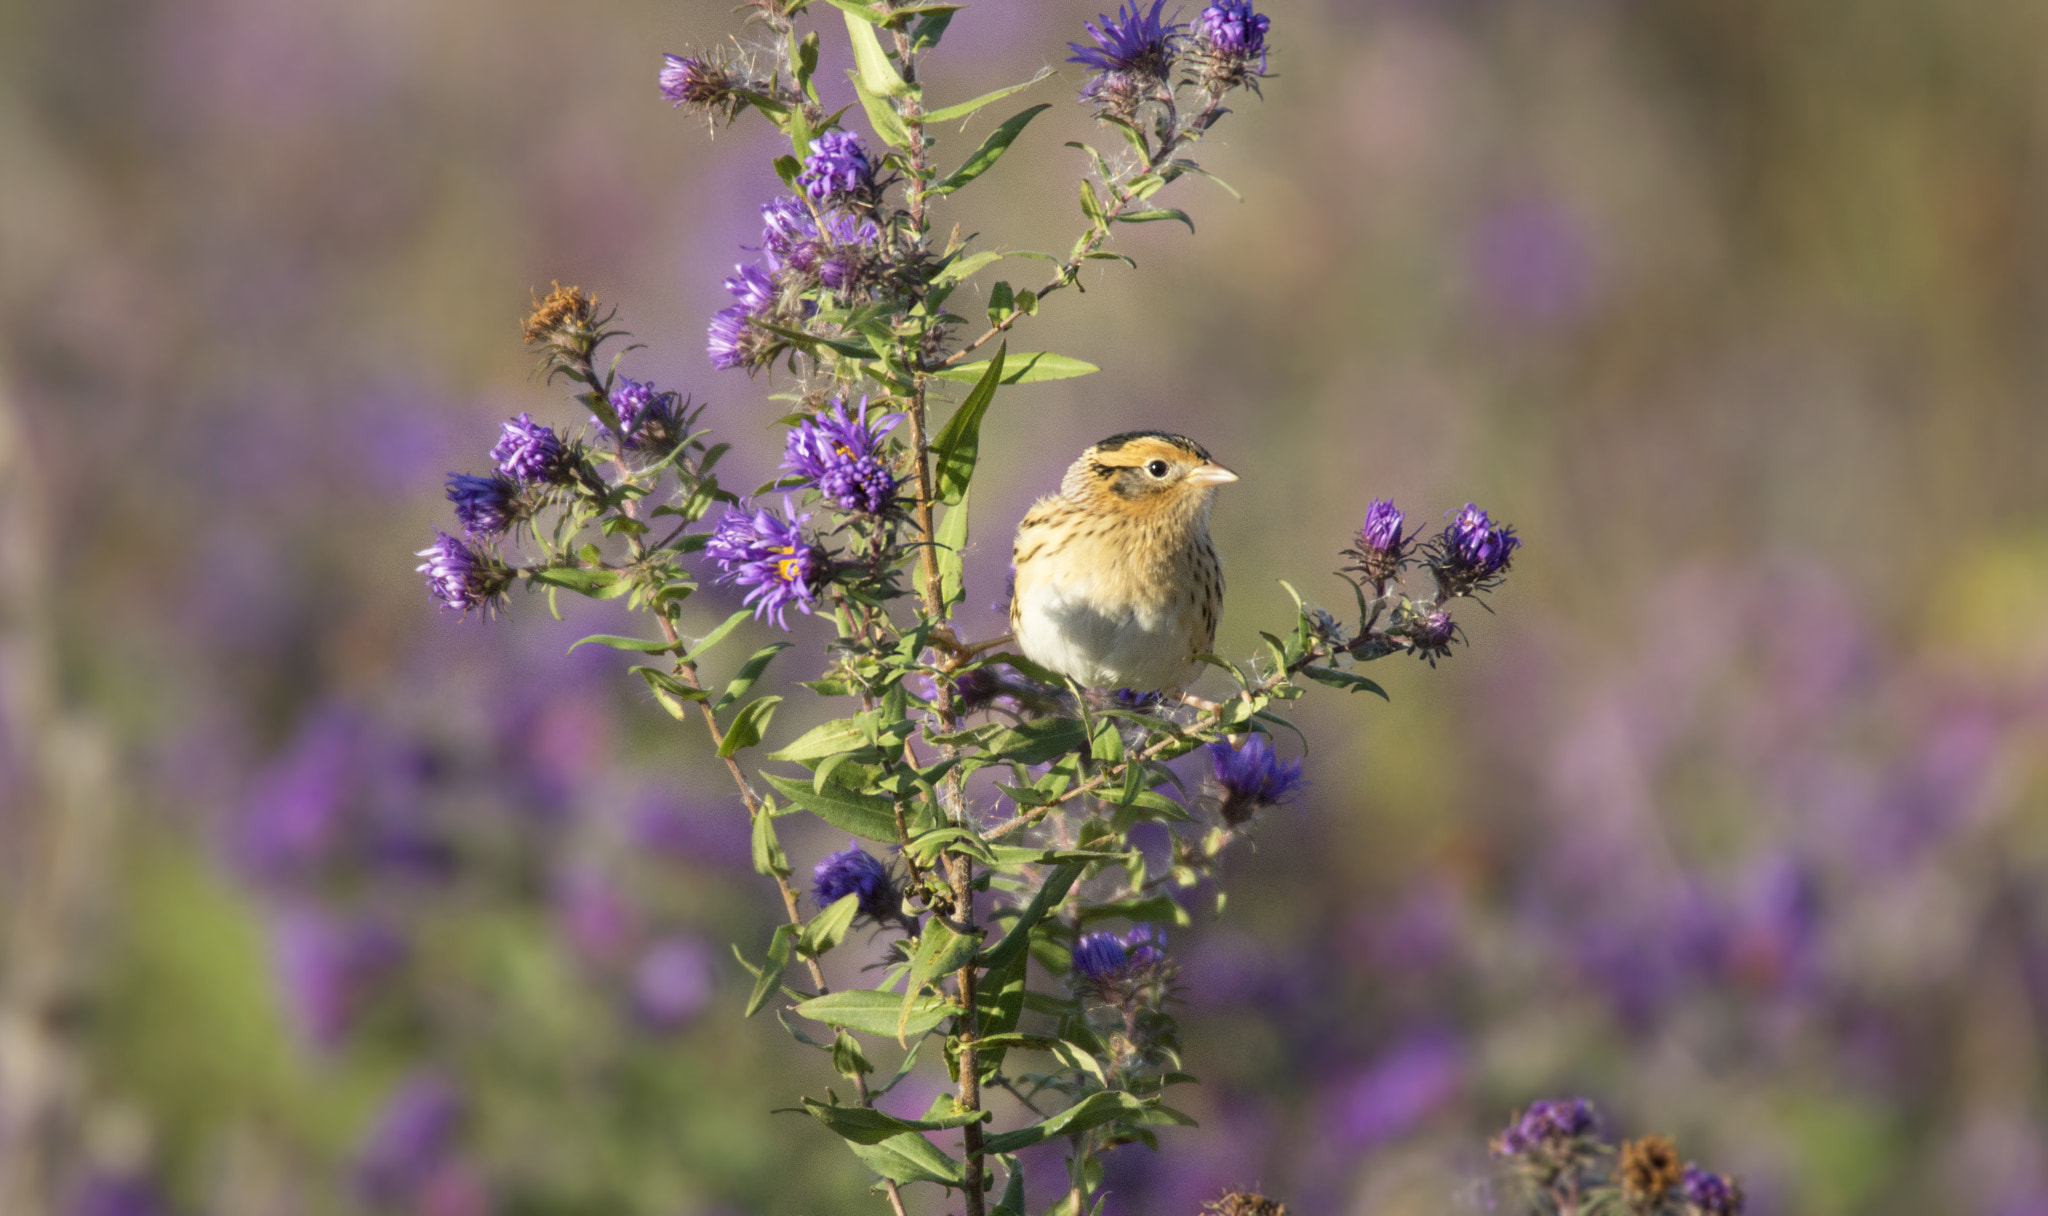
<box><xmin>1492</xmin><ymin>1097</ymin><xmax>1598</xmax><ymax>1158</ymax></box>
<box><xmin>759</xmin><ymin>195</ymin><xmax>817</xmax><ymax>267</ymax></box>
<box><xmin>707</xmin><ymin>305</ymin><xmax>755</xmax><ymax>370</ymax></box>
<box><xmin>415</xmin><ymin>531</ymin><xmax>512</xmax><ymax>618</ymax></box>
<box><xmin>659</xmin><ymin>53</ymin><xmax>744</xmax><ymax>122</ymax></box>
<box><xmin>725</xmin><ymin>262</ymin><xmax>775</xmax><ymax>313</ymax></box>
<box><xmin>1068</xmin><ymin>1</ymin><xmax>1182</xmax><ymax>77</ymax></box>
<box><xmin>632</xmin><ymin>936</ymin><xmax>714</xmax><ymax>1031</ymax></box>
<box><xmin>811</xmin><ymin>842</ymin><xmax>898</xmax><ymax>921</ymax></box>
<box><xmin>1194</xmin><ymin>0</ymin><xmax>1268</xmax><ymax>62</ymax></box>
<box><xmin>1400</xmin><ymin>607</ymin><xmax>1459</xmax><ymax>666</ymax></box>
<box><xmin>1346</xmin><ymin>497</ymin><xmax>1413</xmax><ymax>584</ymax></box>
<box><xmin>703</xmin><ymin>499</ymin><xmax>827</xmax><ymax>629</ymax></box>
<box><xmin>1430</xmin><ymin>503</ymin><xmax>1520</xmax><ymax>595</ymax></box>
<box><xmin>355</xmin><ymin>1073</ymin><xmax>464</xmax><ymax>1206</ymax></box>
<box><xmin>489</xmin><ymin>413</ymin><xmax>571</xmax><ymax>484</ymax></box>
<box><xmin>1121</xmin><ymin>922</ymin><xmax>1169</xmax><ymax>968</ymax></box>
<box><xmin>1680</xmin><ymin>1166</ymin><xmax>1745</xmax><ymax>1215</ymax></box>
<box><xmin>606</xmin><ymin>375</ymin><xmax>681</xmax><ymax>451</ymax></box>
<box><xmin>782</xmin><ymin>397</ymin><xmax>903</xmax><ymax>514</ymax></box>
<box><xmin>443</xmin><ymin>472</ymin><xmax>517</xmax><ymax>538</ymax></box>
<box><xmin>1072</xmin><ymin>930</ymin><xmax>1130</xmax><ymax>981</ymax></box>
<box><xmin>271</xmin><ymin>907</ymin><xmax>406</xmax><ymax>1052</ymax></box>
<box><xmin>797</xmin><ymin>130</ymin><xmax>877</xmax><ymax>205</ymax></box>
<box><xmin>1206</xmin><ymin>734</ymin><xmax>1306</xmax><ymax>825</ymax></box>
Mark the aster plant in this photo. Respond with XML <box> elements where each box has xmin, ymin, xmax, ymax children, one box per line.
<box><xmin>415</xmin><ymin>5</ymin><xmax>1521</xmax><ymax>1214</ymax></box>
<box><xmin>1487</xmin><ymin>1099</ymin><xmax>1747</xmax><ymax>1216</ymax></box>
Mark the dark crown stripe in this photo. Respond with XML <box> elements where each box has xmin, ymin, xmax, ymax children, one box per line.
<box><xmin>1089</xmin><ymin>430</ymin><xmax>1213</xmax><ymax>462</ymax></box>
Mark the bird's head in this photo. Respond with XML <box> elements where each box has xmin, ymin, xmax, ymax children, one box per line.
<box><xmin>1059</xmin><ymin>431</ymin><xmax>1238</xmax><ymax>522</ymax></box>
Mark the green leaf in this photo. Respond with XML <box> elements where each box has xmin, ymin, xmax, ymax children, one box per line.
<box><xmin>981</xmin><ymin>1090</ymin><xmax>1155</xmax><ymax>1155</ymax></box>
<box><xmin>1302</xmin><ymin>666</ymin><xmax>1389</xmax><ymax>700</ymax></box>
<box><xmin>922</xmin><ymin>75</ymin><xmax>1049</xmax><ymax>125</ymax></box>
<box><xmin>831</xmin><ymin>1029</ymin><xmax>873</xmax><ymax>1079</ymax></box>
<box><xmin>936</xmin><ymin>491</ymin><xmax>970</xmax><ymax>607</ymax></box>
<box><xmin>993</xmin><ymin>1159</ymin><xmax>1027</xmax><ymax>1216</ymax></box>
<box><xmin>718</xmin><ymin>695</ymin><xmax>783</xmax><ymax>757</ymax></box>
<box><xmin>847</xmin><ymin>1131</ymin><xmax>964</xmax><ymax>1187</ymax></box>
<box><xmin>820</xmin><ymin>0</ymin><xmax>885</xmax><ymax>24</ymax></box>
<box><xmin>980</xmin><ymin>716</ymin><xmax>1088</xmax><ymax>766</ymax></box>
<box><xmin>1076</xmin><ymin>893</ymin><xmax>1190</xmax><ymax>928</ymax></box>
<box><xmin>751</xmin><ymin>805</ymin><xmax>791</xmax><ymax>877</ymax></box>
<box><xmin>843</xmin><ymin>9</ymin><xmax>911</xmax><ymax>96</ymax></box>
<box><xmin>746</xmin><ymin>924</ymin><xmax>799</xmax><ymax>1017</ymax></box>
<box><xmin>719</xmin><ymin>642</ymin><xmax>794</xmax><ymax>710</ymax></box>
<box><xmin>986</xmin><ymin>281</ymin><xmax>1014</xmax><ymax>326</ymax></box>
<box><xmin>930</xmin><ymin>343</ymin><xmax>1004</xmax><ymax>506</ymax></box>
<box><xmin>1079</xmin><ymin>178</ymin><xmax>1108</xmax><ymax>227</ymax></box>
<box><xmin>1114</xmin><ymin>207</ymin><xmax>1195</xmax><ymax>232</ymax></box>
<box><xmin>631</xmin><ymin>666</ymin><xmax>710</xmax><ymax>721</ymax></box>
<box><xmin>802</xmin><ymin>1099</ymin><xmax>988</xmax><ymax>1146</ymax></box>
<box><xmin>768</xmin><ymin>716</ymin><xmax>871</xmax><ymax>763</ymax></box>
<box><xmin>764</xmin><ymin>772</ymin><xmax>901</xmax><ymax>842</ymax></box>
<box><xmin>678</xmin><ymin>608</ymin><xmax>754</xmax><ymax>665</ymax></box>
<box><xmin>924</xmin><ymin>104</ymin><xmax>1051</xmax><ymax>197</ymax></box>
<box><xmin>528</xmin><ymin>566</ymin><xmax>624</xmax><ymax>597</ymax></box>
<box><xmin>979</xmin><ymin>861</ymin><xmax>1083</xmax><ymax>972</ymax></box>
<box><xmin>933</xmin><ymin>249</ymin><xmax>1004</xmax><ymax>285</ymax></box>
<box><xmin>796</xmin><ymin>989</ymin><xmax>952</xmax><ymax>1038</ymax></box>
<box><xmin>847</xmin><ymin>73</ymin><xmax>912</xmax><ymax>148</ymax></box>
<box><xmin>800</xmin><ymin>893</ymin><xmax>861</xmax><ymax>956</ymax></box>
<box><xmin>929</xmin><ymin>352</ymin><xmax>1098</xmax><ymax>385</ymax></box>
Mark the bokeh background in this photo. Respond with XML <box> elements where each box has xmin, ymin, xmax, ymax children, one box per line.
<box><xmin>6</xmin><ymin>0</ymin><xmax>2048</xmax><ymax>1213</ymax></box>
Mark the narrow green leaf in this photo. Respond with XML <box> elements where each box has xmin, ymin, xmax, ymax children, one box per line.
<box><xmin>843</xmin><ymin>9</ymin><xmax>911</xmax><ymax>96</ymax></box>
<box><xmin>632</xmin><ymin>666</ymin><xmax>709</xmax><ymax>721</ymax></box>
<box><xmin>720</xmin><ymin>642</ymin><xmax>794</xmax><ymax>710</ymax></box>
<box><xmin>848</xmin><ymin>72</ymin><xmax>912</xmax><ymax>148</ymax></box>
<box><xmin>528</xmin><ymin>566</ymin><xmax>621</xmax><ymax>597</ymax></box>
<box><xmin>767</xmin><ymin>716</ymin><xmax>870</xmax><ymax>763</ymax></box>
<box><xmin>929</xmin><ymin>352</ymin><xmax>1098</xmax><ymax>384</ymax></box>
<box><xmin>930</xmin><ymin>343</ymin><xmax>1005</xmax><ymax>506</ymax></box>
<box><xmin>800</xmin><ymin>893</ymin><xmax>861</xmax><ymax>956</ymax></box>
<box><xmin>980</xmin><ymin>716</ymin><xmax>1088</xmax><ymax>765</ymax></box>
<box><xmin>936</xmin><ymin>491</ymin><xmax>970</xmax><ymax>607</ymax></box>
<box><xmin>979</xmin><ymin>861</ymin><xmax>1083</xmax><ymax>972</ymax></box>
<box><xmin>763</xmin><ymin>772</ymin><xmax>901</xmax><ymax>842</ymax></box>
<box><xmin>993</xmin><ymin>1159</ymin><xmax>1027</xmax><ymax>1216</ymax></box>
<box><xmin>924</xmin><ymin>103</ymin><xmax>1051</xmax><ymax>197</ymax></box>
<box><xmin>981</xmin><ymin>1091</ymin><xmax>1155</xmax><ymax>1155</ymax></box>
<box><xmin>922</xmin><ymin>75</ymin><xmax>1049</xmax><ymax>125</ymax></box>
<box><xmin>1076</xmin><ymin>893</ymin><xmax>1190</xmax><ymax>928</ymax></box>
<box><xmin>678</xmin><ymin>608</ymin><xmax>754</xmax><ymax>665</ymax></box>
<box><xmin>820</xmin><ymin>0</ymin><xmax>885</xmax><ymax>24</ymax></box>
<box><xmin>986</xmin><ymin>281</ymin><xmax>1014</xmax><ymax>325</ymax></box>
<box><xmin>1079</xmin><ymin>178</ymin><xmax>1108</xmax><ymax>227</ymax></box>
<box><xmin>933</xmin><ymin>249</ymin><xmax>1004</xmax><ymax>285</ymax></box>
<box><xmin>751</xmin><ymin>805</ymin><xmax>791</xmax><ymax>877</ymax></box>
<box><xmin>1302</xmin><ymin>666</ymin><xmax>1389</xmax><ymax>700</ymax></box>
<box><xmin>847</xmin><ymin>1131</ymin><xmax>964</xmax><ymax>1186</ymax></box>
<box><xmin>796</xmin><ymin>989</ymin><xmax>952</xmax><ymax>1038</ymax></box>
<box><xmin>831</xmin><ymin>1029</ymin><xmax>873</xmax><ymax>1079</ymax></box>
<box><xmin>718</xmin><ymin>695</ymin><xmax>783</xmax><ymax>757</ymax></box>
<box><xmin>802</xmin><ymin>1099</ymin><xmax>988</xmax><ymax>1146</ymax></box>
<box><xmin>1114</xmin><ymin>207</ymin><xmax>1195</xmax><ymax>232</ymax></box>
<box><xmin>745</xmin><ymin>924</ymin><xmax>799</xmax><ymax>1017</ymax></box>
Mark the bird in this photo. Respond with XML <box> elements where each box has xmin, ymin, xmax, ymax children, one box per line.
<box><xmin>1009</xmin><ymin>431</ymin><xmax>1237</xmax><ymax>693</ymax></box>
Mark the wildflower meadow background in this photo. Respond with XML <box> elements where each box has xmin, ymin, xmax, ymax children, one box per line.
<box><xmin>5</xmin><ymin>2</ymin><xmax>2048</xmax><ymax>1216</ymax></box>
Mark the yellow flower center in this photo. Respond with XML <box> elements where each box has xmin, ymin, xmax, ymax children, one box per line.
<box><xmin>774</xmin><ymin>545</ymin><xmax>803</xmax><ymax>582</ymax></box>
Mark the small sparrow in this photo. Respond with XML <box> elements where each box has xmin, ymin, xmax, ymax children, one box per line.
<box><xmin>1010</xmin><ymin>431</ymin><xmax>1238</xmax><ymax>693</ymax></box>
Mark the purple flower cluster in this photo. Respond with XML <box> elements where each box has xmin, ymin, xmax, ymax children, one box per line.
<box><xmin>272</xmin><ymin>907</ymin><xmax>407</xmax><ymax>1052</ymax></box>
<box><xmin>1681</xmin><ymin>1165</ymin><xmax>1745</xmax><ymax>1215</ymax></box>
<box><xmin>709</xmin><ymin>262</ymin><xmax>780</xmax><ymax>371</ymax></box>
<box><xmin>1207</xmin><ymin>734</ymin><xmax>1306</xmax><ymax>825</ymax></box>
<box><xmin>1493</xmin><ymin>1097</ymin><xmax>1599</xmax><ymax>1158</ymax></box>
<box><xmin>632</xmin><ymin>936</ymin><xmax>714</xmax><ymax>1031</ymax></box>
<box><xmin>444</xmin><ymin>473</ymin><xmax>517</xmax><ymax>539</ymax></box>
<box><xmin>704</xmin><ymin>499</ymin><xmax>827</xmax><ymax>629</ymax></box>
<box><xmin>1073</xmin><ymin>923</ymin><xmax>1171</xmax><ymax>983</ymax></box>
<box><xmin>782</xmin><ymin>397</ymin><xmax>902</xmax><ymax>514</ymax></box>
<box><xmin>606</xmin><ymin>375</ymin><xmax>682</xmax><ymax>452</ymax></box>
<box><xmin>490</xmin><ymin>412</ymin><xmax>572</xmax><ymax>484</ymax></box>
<box><xmin>812</xmin><ymin>842</ymin><xmax>898</xmax><ymax>921</ymax></box>
<box><xmin>1069</xmin><ymin>1</ymin><xmax>1184</xmax><ymax>117</ymax></box>
<box><xmin>1349</xmin><ymin>498</ymin><xmax>1413</xmax><ymax>585</ymax></box>
<box><xmin>355</xmin><ymin>1072</ymin><xmax>465</xmax><ymax>1206</ymax></box>
<box><xmin>1430</xmin><ymin>503</ymin><xmax>1520</xmax><ymax>595</ymax></box>
<box><xmin>1194</xmin><ymin>1</ymin><xmax>1269</xmax><ymax>63</ymax></box>
<box><xmin>416</xmin><ymin>531</ymin><xmax>512</xmax><ymax>618</ymax></box>
<box><xmin>797</xmin><ymin>129</ymin><xmax>877</xmax><ymax>206</ymax></box>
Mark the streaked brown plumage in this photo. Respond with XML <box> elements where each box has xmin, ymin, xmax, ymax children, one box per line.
<box><xmin>1009</xmin><ymin>431</ymin><xmax>1236</xmax><ymax>692</ymax></box>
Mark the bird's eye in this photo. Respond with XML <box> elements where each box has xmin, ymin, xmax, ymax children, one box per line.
<box><xmin>1145</xmin><ymin>460</ymin><xmax>1170</xmax><ymax>478</ymax></box>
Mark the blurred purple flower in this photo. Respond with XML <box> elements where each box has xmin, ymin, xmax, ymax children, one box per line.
<box><xmin>633</xmin><ymin>936</ymin><xmax>714</xmax><ymax>1031</ymax></box>
<box><xmin>69</xmin><ymin>1172</ymin><xmax>174</xmax><ymax>1216</ymax></box>
<box><xmin>1494</xmin><ymin>1097</ymin><xmax>1598</xmax><ymax>1157</ymax></box>
<box><xmin>812</xmin><ymin>842</ymin><xmax>897</xmax><ymax>921</ymax></box>
<box><xmin>489</xmin><ymin>413</ymin><xmax>570</xmax><ymax>485</ymax></box>
<box><xmin>1471</xmin><ymin>197</ymin><xmax>1596</xmax><ymax>327</ymax></box>
<box><xmin>709</xmin><ymin>264</ymin><xmax>779</xmax><ymax>371</ymax></box>
<box><xmin>782</xmin><ymin>397</ymin><xmax>902</xmax><ymax>514</ymax></box>
<box><xmin>724</xmin><ymin>263</ymin><xmax>774</xmax><ymax>314</ymax></box>
<box><xmin>703</xmin><ymin>499</ymin><xmax>826</xmax><ymax>629</ymax></box>
<box><xmin>356</xmin><ymin>1073</ymin><xmax>464</xmax><ymax>1206</ymax></box>
<box><xmin>1072</xmin><ymin>929</ymin><xmax>1130</xmax><ymax>981</ymax></box>
<box><xmin>1206</xmin><ymin>734</ymin><xmax>1306</xmax><ymax>825</ymax></box>
<box><xmin>1681</xmin><ymin>1165</ymin><xmax>1745</xmax><ymax>1215</ymax></box>
<box><xmin>555</xmin><ymin>869</ymin><xmax>636</xmax><ymax>967</ymax></box>
<box><xmin>443</xmin><ymin>473</ymin><xmax>517</xmax><ymax>538</ymax></box>
<box><xmin>797</xmin><ymin>130</ymin><xmax>876</xmax><ymax>204</ymax></box>
<box><xmin>272</xmin><ymin>907</ymin><xmax>405</xmax><ymax>1052</ymax></box>
<box><xmin>1072</xmin><ymin>924</ymin><xmax>1169</xmax><ymax>983</ymax></box>
<box><xmin>1329</xmin><ymin>1030</ymin><xmax>1464</xmax><ymax>1149</ymax></box>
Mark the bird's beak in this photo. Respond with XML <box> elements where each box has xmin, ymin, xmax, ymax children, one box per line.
<box><xmin>1185</xmin><ymin>461</ymin><xmax>1239</xmax><ymax>487</ymax></box>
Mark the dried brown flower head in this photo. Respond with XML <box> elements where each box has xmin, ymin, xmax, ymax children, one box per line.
<box><xmin>522</xmin><ymin>281</ymin><xmax>596</xmax><ymax>345</ymax></box>
<box><xmin>1620</xmin><ymin>1135</ymin><xmax>1683</xmax><ymax>1209</ymax></box>
<box><xmin>1202</xmin><ymin>1192</ymin><xmax>1286</xmax><ymax>1216</ymax></box>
